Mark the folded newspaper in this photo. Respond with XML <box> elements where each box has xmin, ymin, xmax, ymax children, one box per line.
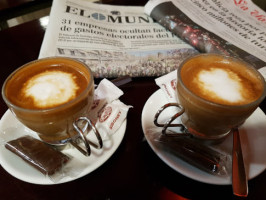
<box><xmin>39</xmin><ymin>0</ymin><xmax>197</xmax><ymax>78</ymax></box>
<box><xmin>144</xmin><ymin>0</ymin><xmax>266</xmax><ymax>79</ymax></box>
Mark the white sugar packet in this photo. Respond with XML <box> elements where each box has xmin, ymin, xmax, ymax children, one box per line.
<box><xmin>88</xmin><ymin>78</ymin><xmax>132</xmax><ymax>140</ymax></box>
<box><xmin>155</xmin><ymin>70</ymin><xmax>179</xmax><ymax>103</ymax></box>
<box><xmin>96</xmin><ymin>100</ymin><xmax>131</xmax><ymax>140</ymax></box>
<box><xmin>258</xmin><ymin>66</ymin><xmax>266</xmax><ymax>81</ymax></box>
<box><xmin>88</xmin><ymin>78</ymin><xmax>124</xmax><ymax>124</ymax></box>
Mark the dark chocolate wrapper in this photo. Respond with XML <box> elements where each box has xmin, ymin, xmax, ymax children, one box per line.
<box><xmin>5</xmin><ymin>135</ymin><xmax>69</xmax><ymax>176</ymax></box>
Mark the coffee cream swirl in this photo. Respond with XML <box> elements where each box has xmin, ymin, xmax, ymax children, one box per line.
<box><xmin>196</xmin><ymin>68</ymin><xmax>243</xmax><ymax>103</ymax></box>
<box><xmin>191</xmin><ymin>67</ymin><xmax>259</xmax><ymax>105</ymax></box>
<box><xmin>22</xmin><ymin>70</ymin><xmax>79</xmax><ymax>108</ymax></box>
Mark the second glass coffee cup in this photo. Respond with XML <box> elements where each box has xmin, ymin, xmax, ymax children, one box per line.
<box><xmin>155</xmin><ymin>53</ymin><xmax>266</xmax><ymax>142</ymax></box>
<box><xmin>2</xmin><ymin>57</ymin><xmax>102</xmax><ymax>156</ymax></box>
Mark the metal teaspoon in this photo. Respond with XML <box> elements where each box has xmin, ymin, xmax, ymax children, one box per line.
<box><xmin>232</xmin><ymin>128</ymin><xmax>248</xmax><ymax>197</ymax></box>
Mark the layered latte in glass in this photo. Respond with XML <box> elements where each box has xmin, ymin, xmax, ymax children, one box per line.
<box><xmin>177</xmin><ymin>54</ymin><xmax>266</xmax><ymax>140</ymax></box>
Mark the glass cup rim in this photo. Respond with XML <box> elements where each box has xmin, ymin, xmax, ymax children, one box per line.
<box><xmin>2</xmin><ymin>56</ymin><xmax>94</xmax><ymax>114</ymax></box>
<box><xmin>177</xmin><ymin>53</ymin><xmax>266</xmax><ymax>109</ymax></box>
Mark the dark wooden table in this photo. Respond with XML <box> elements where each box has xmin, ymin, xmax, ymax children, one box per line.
<box><xmin>0</xmin><ymin>0</ymin><xmax>52</xmax><ymax>30</ymax></box>
<box><xmin>0</xmin><ymin>1</ymin><xmax>266</xmax><ymax>200</ymax></box>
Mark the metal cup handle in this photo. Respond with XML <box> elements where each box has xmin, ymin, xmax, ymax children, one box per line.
<box><xmin>71</xmin><ymin>117</ymin><xmax>103</xmax><ymax>156</ymax></box>
<box><xmin>154</xmin><ymin>103</ymin><xmax>189</xmax><ymax>136</ymax></box>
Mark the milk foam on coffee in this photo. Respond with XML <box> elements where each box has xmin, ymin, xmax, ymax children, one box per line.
<box><xmin>22</xmin><ymin>70</ymin><xmax>79</xmax><ymax>108</ymax></box>
<box><xmin>197</xmin><ymin>68</ymin><xmax>243</xmax><ymax>103</ymax></box>
<box><xmin>181</xmin><ymin>55</ymin><xmax>264</xmax><ymax>106</ymax></box>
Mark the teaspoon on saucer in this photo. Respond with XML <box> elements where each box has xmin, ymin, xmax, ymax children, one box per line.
<box><xmin>232</xmin><ymin>128</ymin><xmax>248</xmax><ymax>197</ymax></box>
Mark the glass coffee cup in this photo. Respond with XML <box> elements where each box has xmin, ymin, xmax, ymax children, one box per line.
<box><xmin>2</xmin><ymin>57</ymin><xmax>102</xmax><ymax>156</ymax></box>
<box><xmin>155</xmin><ymin>53</ymin><xmax>266</xmax><ymax>142</ymax></box>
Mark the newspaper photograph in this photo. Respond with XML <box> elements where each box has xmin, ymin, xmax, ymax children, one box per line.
<box><xmin>39</xmin><ymin>0</ymin><xmax>197</xmax><ymax>78</ymax></box>
<box><xmin>144</xmin><ymin>0</ymin><xmax>266</xmax><ymax>77</ymax></box>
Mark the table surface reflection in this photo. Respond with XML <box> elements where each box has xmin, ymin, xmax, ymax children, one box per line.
<box><xmin>0</xmin><ymin>1</ymin><xmax>266</xmax><ymax>199</ymax></box>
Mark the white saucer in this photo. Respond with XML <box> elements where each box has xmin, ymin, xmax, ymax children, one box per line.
<box><xmin>0</xmin><ymin>109</ymin><xmax>126</xmax><ymax>185</ymax></box>
<box><xmin>141</xmin><ymin>89</ymin><xmax>266</xmax><ymax>185</ymax></box>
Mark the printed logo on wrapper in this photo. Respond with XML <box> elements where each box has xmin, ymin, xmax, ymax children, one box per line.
<box><xmin>155</xmin><ymin>70</ymin><xmax>178</xmax><ymax>103</ymax></box>
<box><xmin>171</xmin><ymin>79</ymin><xmax>176</xmax><ymax>90</ymax></box>
<box><xmin>110</xmin><ymin>111</ymin><xmax>122</xmax><ymax>130</ymax></box>
<box><xmin>96</xmin><ymin>100</ymin><xmax>132</xmax><ymax>140</ymax></box>
<box><xmin>99</xmin><ymin>106</ymin><xmax>112</xmax><ymax>123</ymax></box>
<box><xmin>91</xmin><ymin>99</ymin><xmax>100</xmax><ymax>110</ymax></box>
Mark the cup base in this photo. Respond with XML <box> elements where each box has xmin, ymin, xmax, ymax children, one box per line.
<box><xmin>187</xmin><ymin>129</ymin><xmax>231</xmax><ymax>145</ymax></box>
<box><xmin>41</xmin><ymin>137</ymin><xmax>73</xmax><ymax>151</ymax></box>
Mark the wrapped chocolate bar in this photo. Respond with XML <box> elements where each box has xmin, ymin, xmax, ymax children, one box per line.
<box><xmin>147</xmin><ymin>128</ymin><xmax>231</xmax><ymax>176</ymax></box>
<box><xmin>5</xmin><ymin>135</ymin><xmax>71</xmax><ymax>179</ymax></box>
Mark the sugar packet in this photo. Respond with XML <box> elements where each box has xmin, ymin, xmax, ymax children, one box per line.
<box><xmin>88</xmin><ymin>79</ymin><xmax>132</xmax><ymax>141</ymax></box>
<box><xmin>155</xmin><ymin>70</ymin><xmax>179</xmax><ymax>103</ymax></box>
<box><xmin>96</xmin><ymin>100</ymin><xmax>132</xmax><ymax>140</ymax></box>
<box><xmin>88</xmin><ymin>78</ymin><xmax>124</xmax><ymax>124</ymax></box>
